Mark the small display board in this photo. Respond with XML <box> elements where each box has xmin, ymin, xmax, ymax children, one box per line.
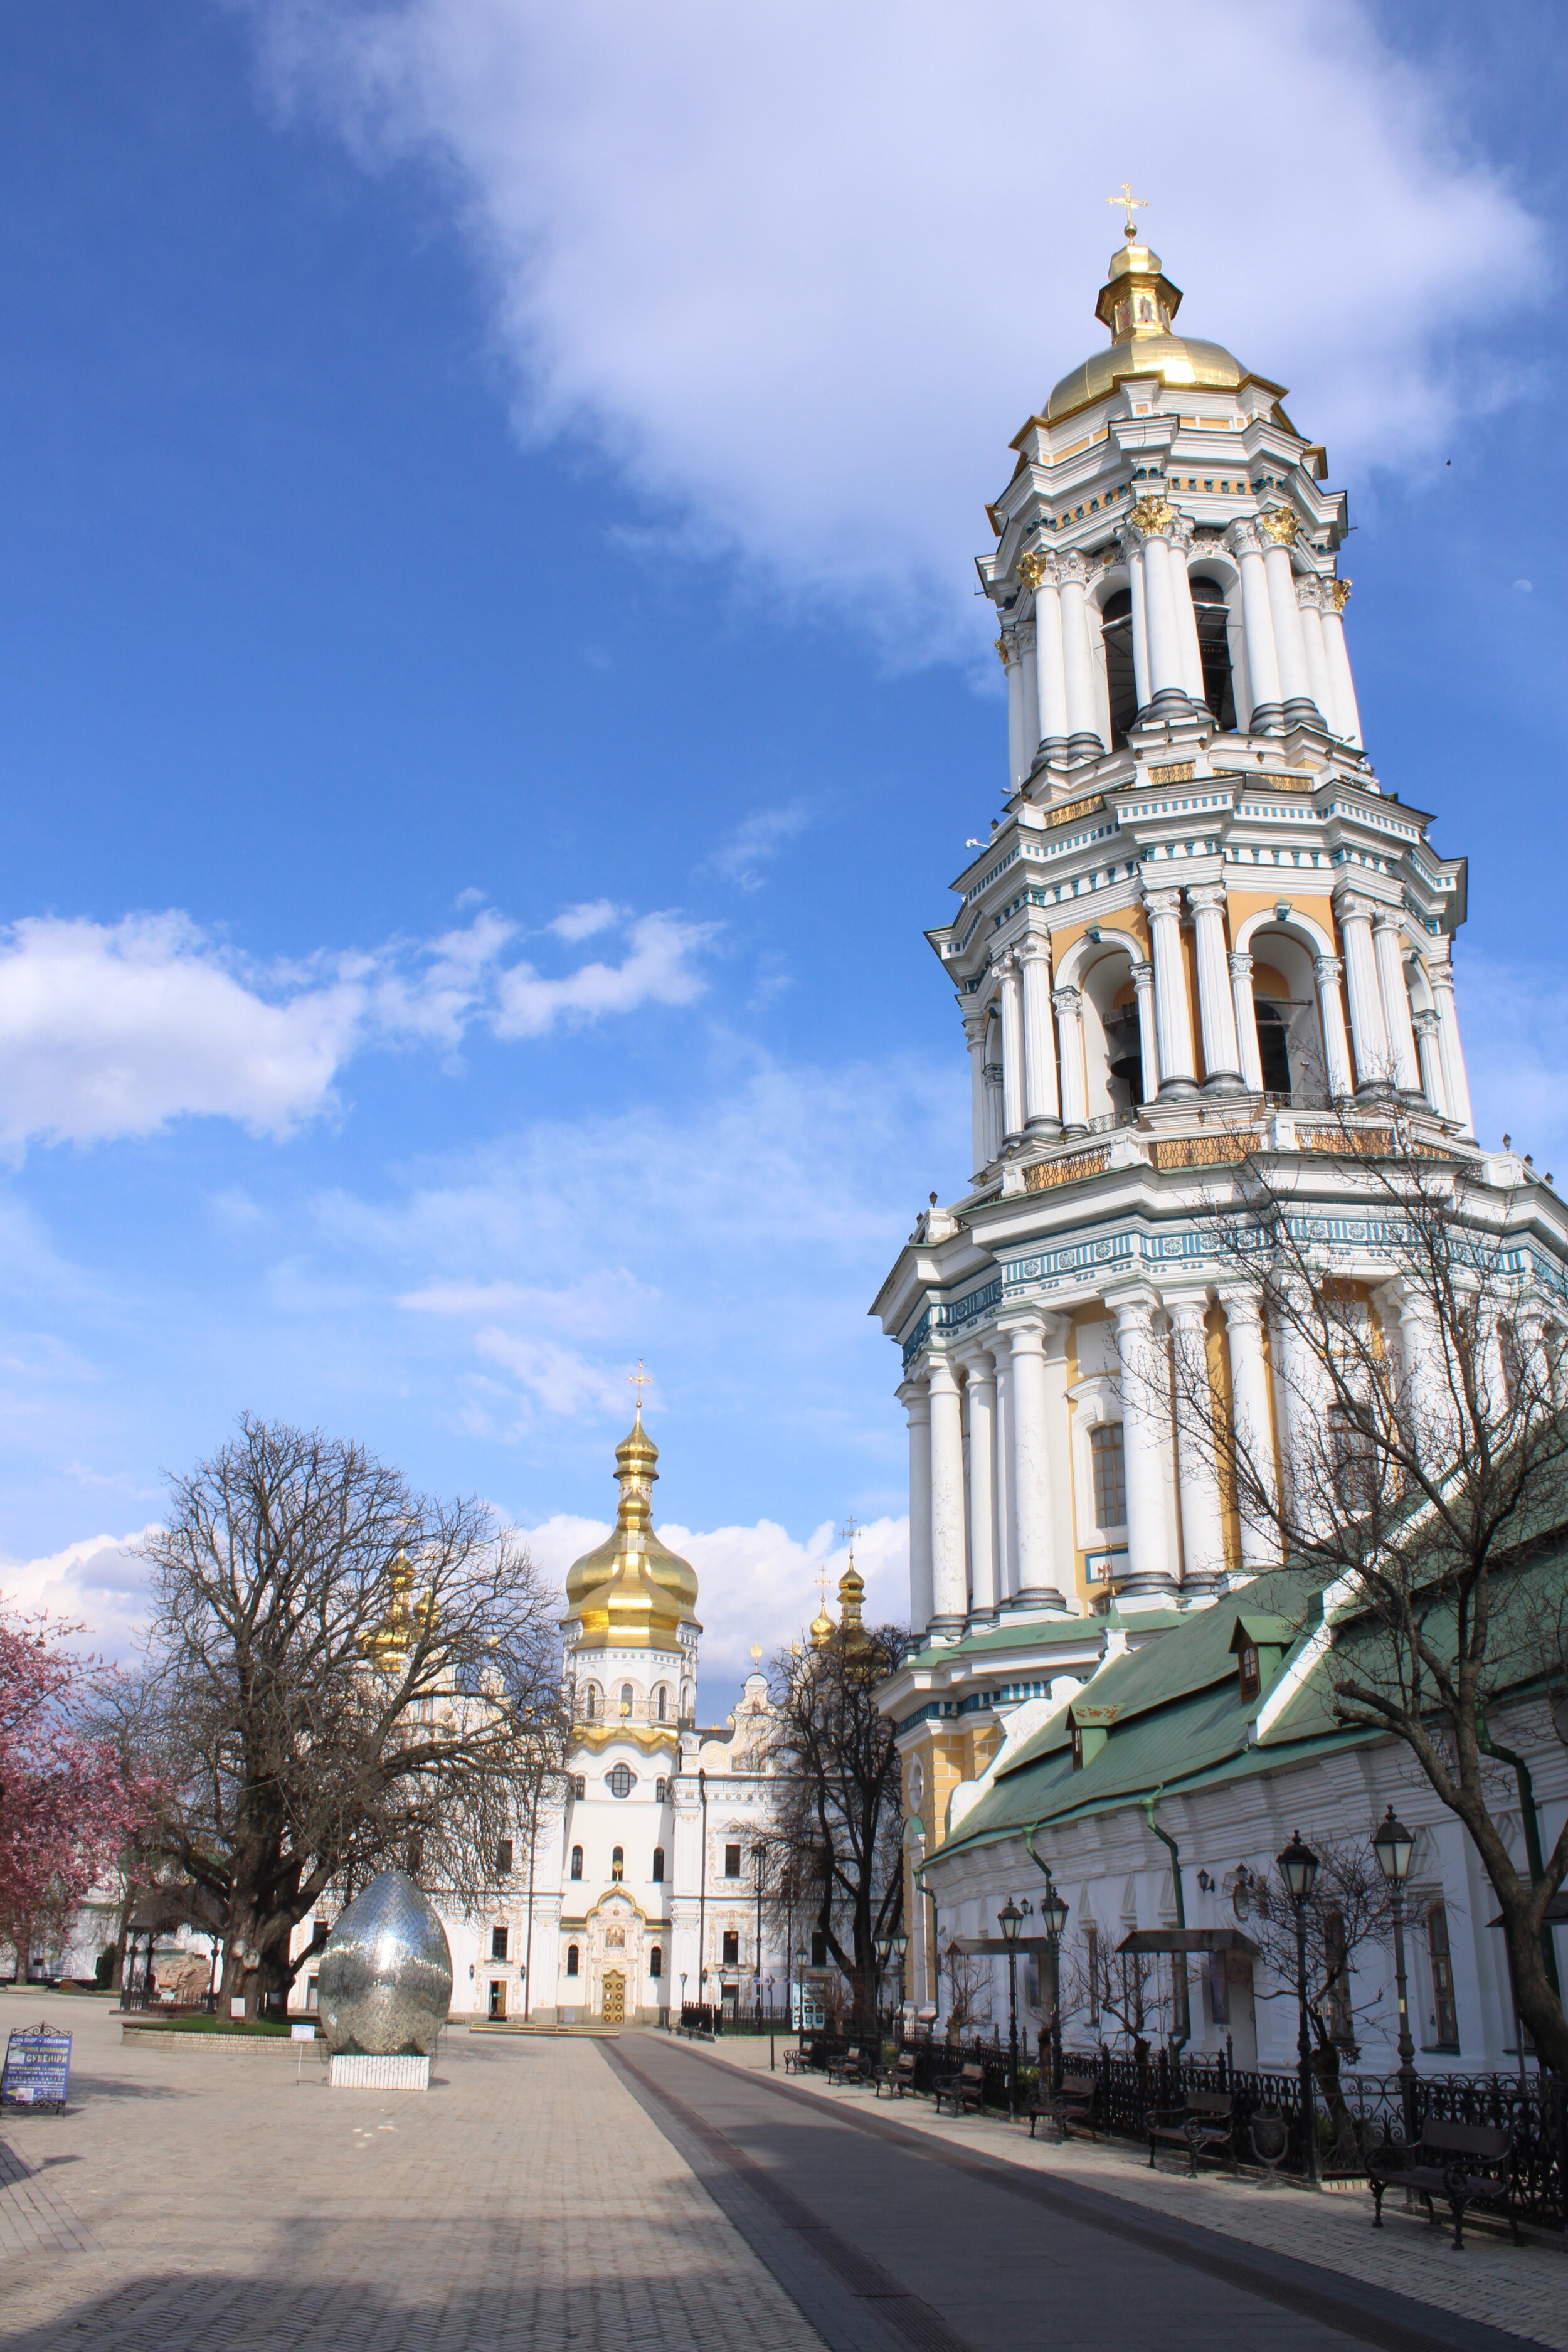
<box><xmin>791</xmin><ymin>1976</ymin><xmax>826</xmax><ymax>2032</ymax></box>
<box><xmin>2</xmin><ymin>2025</ymin><xmax>72</xmax><ymax>2111</ymax></box>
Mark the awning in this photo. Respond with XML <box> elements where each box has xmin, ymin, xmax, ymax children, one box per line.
<box><xmin>947</xmin><ymin>1935</ymin><xmax>1059</xmax><ymax>1958</ymax></box>
<box><xmin>1116</xmin><ymin>1928</ymin><xmax>1261</xmax><ymax>1957</ymax></box>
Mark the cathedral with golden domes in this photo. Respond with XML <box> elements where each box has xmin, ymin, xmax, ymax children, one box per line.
<box><xmin>460</xmin><ymin>1407</ymin><xmax>788</xmax><ymax>2025</ymax></box>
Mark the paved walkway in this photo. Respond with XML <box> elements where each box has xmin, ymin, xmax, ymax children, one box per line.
<box><xmin>1</xmin><ymin>1994</ymin><xmax>1560</xmax><ymax>2351</ymax></box>
<box><xmin>633</xmin><ymin>2032</ymin><xmax>1568</xmax><ymax>2352</ymax></box>
<box><xmin>0</xmin><ymin>1992</ymin><xmax>823</xmax><ymax>2351</ymax></box>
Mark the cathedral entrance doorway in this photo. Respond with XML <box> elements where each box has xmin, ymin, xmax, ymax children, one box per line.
<box><xmin>601</xmin><ymin>1969</ymin><xmax>626</xmax><ymax>2024</ymax></box>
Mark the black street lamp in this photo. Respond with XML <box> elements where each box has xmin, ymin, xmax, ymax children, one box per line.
<box><xmin>1371</xmin><ymin>1806</ymin><xmax>1419</xmax><ymax>2145</ymax></box>
<box><xmin>874</xmin><ymin>1930</ymin><xmax>891</xmax><ymax>2037</ymax></box>
<box><xmin>891</xmin><ymin>1929</ymin><xmax>909</xmax><ymax>2034</ymax></box>
<box><xmin>1278</xmin><ymin>1830</ymin><xmax>1321</xmax><ymax>2186</ymax></box>
<box><xmin>999</xmin><ymin>1897</ymin><xmax>1024</xmax><ymax>2122</ymax></box>
<box><xmin>1039</xmin><ymin>1882</ymin><xmax>1069</xmax><ymax>2098</ymax></box>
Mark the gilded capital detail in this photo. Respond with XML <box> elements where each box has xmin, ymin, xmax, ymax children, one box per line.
<box><xmin>1019</xmin><ymin>549</ymin><xmax>1051</xmax><ymax>588</ymax></box>
<box><xmin>1330</xmin><ymin>578</ymin><xmax>1352</xmax><ymax>611</ymax></box>
<box><xmin>1128</xmin><ymin>494</ymin><xmax>1177</xmax><ymax>538</ymax></box>
<box><xmin>1259</xmin><ymin>506</ymin><xmax>1299</xmax><ymax>546</ymax></box>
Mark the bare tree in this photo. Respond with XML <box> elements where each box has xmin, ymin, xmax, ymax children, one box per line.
<box><xmin>766</xmin><ymin>1617</ymin><xmax>911</xmax><ymax>2032</ymax></box>
<box><xmin>1058</xmin><ymin>1926</ymin><xmax>1170</xmax><ymax>2057</ymax></box>
<box><xmin>137</xmin><ymin>1416</ymin><xmax>565</xmax><ymax>2015</ymax></box>
<box><xmin>941</xmin><ymin>1946</ymin><xmax>991</xmax><ymax>2041</ymax></box>
<box><xmin>1246</xmin><ymin>1838</ymin><xmax>1401</xmax><ymax>2155</ymax></box>
<box><xmin>1159</xmin><ymin>1110</ymin><xmax>1568</xmax><ymax>2074</ymax></box>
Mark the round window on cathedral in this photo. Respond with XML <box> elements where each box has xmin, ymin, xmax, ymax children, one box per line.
<box><xmin>608</xmin><ymin>1763</ymin><xmax>635</xmax><ymax>1799</ymax></box>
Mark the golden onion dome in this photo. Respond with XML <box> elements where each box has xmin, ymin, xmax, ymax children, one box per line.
<box><xmin>563</xmin><ymin>1404</ymin><xmax>699</xmax><ymax>1630</ymax></box>
<box><xmin>1043</xmin><ymin>235</ymin><xmax>1258</xmax><ymax>423</ymax></box>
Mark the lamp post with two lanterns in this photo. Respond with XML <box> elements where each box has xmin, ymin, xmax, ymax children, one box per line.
<box><xmin>1278</xmin><ymin>1830</ymin><xmax>1322</xmax><ymax>2186</ymax></box>
<box><xmin>999</xmin><ymin>1897</ymin><xmax>1025</xmax><ymax>2122</ymax></box>
<box><xmin>1038</xmin><ymin>1882</ymin><xmax>1069</xmax><ymax>2099</ymax></box>
<box><xmin>1371</xmin><ymin>1806</ymin><xmax>1419</xmax><ymax>2146</ymax></box>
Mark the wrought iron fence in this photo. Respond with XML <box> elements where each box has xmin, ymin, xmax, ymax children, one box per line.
<box><xmin>120</xmin><ymin>1983</ymin><xmax>219</xmax><ymax>2016</ymax></box>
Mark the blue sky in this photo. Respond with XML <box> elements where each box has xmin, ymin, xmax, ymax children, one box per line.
<box><xmin>2</xmin><ymin>1</ymin><xmax>1566</xmax><ymax>1712</ymax></box>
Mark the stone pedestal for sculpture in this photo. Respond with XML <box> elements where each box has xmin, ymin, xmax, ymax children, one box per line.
<box><xmin>317</xmin><ymin>1868</ymin><xmax>452</xmax><ymax>2090</ymax></box>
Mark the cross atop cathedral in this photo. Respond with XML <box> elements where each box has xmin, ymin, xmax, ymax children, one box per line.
<box><xmin>1107</xmin><ymin>183</ymin><xmax>1147</xmax><ymax>238</ymax></box>
<box><xmin>839</xmin><ymin>1513</ymin><xmax>861</xmax><ymax>1559</ymax></box>
<box><xmin>627</xmin><ymin>1359</ymin><xmax>652</xmax><ymax>1410</ymax></box>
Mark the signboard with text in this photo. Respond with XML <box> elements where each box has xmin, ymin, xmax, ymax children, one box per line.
<box><xmin>2</xmin><ymin>2026</ymin><xmax>72</xmax><ymax>2110</ymax></box>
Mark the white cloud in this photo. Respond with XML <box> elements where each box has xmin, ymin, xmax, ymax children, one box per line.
<box><xmin>520</xmin><ymin>1508</ymin><xmax>909</xmax><ymax>1702</ymax></box>
<box><xmin>0</xmin><ymin>904</ymin><xmax>712</xmax><ymax>1149</ymax></box>
<box><xmin>492</xmin><ymin>911</ymin><xmax>712</xmax><ymax>1039</ymax></box>
<box><xmin>253</xmin><ymin>0</ymin><xmax>1539</xmax><ymax>654</ymax></box>
<box><xmin>0</xmin><ymin>1529</ymin><xmax>157</xmax><ymax>1663</ymax></box>
<box><xmin>549</xmin><ymin>899</ymin><xmax>619</xmax><ymax>943</ymax></box>
<box><xmin>711</xmin><ymin>802</ymin><xmax>812</xmax><ymax>892</ymax></box>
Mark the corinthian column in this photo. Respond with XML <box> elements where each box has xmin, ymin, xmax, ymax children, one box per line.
<box><xmin>1230</xmin><ymin>950</ymin><xmax>1264</xmax><ymax>1093</ymax></box>
<box><xmin>1111</xmin><ymin>1293</ymin><xmax>1177</xmax><ymax>1599</ymax></box>
<box><xmin>1058</xmin><ymin>559</ymin><xmax>1103</xmax><ymax>754</ymax></box>
<box><xmin>960</xmin><ymin>1348</ymin><xmax>998</xmax><ymax>1621</ymax></box>
<box><xmin>1320</xmin><ymin>579</ymin><xmax>1363</xmax><ymax>747</ymax></box>
<box><xmin>998</xmin><ymin>632</ymin><xmax>1026</xmax><ymax>794</ymax></box>
<box><xmin>998</xmin><ymin>953</ymin><xmax>1025</xmax><ymax>1145</ymax></box>
<box><xmin>1021</xmin><ymin>551</ymin><xmax>1069</xmax><ymax>756</ymax></box>
<box><xmin>900</xmin><ymin>1377</ymin><xmax>934</xmax><ymax>1629</ymax></box>
<box><xmin>926</xmin><ymin>1355</ymin><xmax>967</xmax><ymax>1633</ymax></box>
<box><xmin>1372</xmin><ymin>913</ymin><xmax>1421</xmax><ymax>1096</ymax></box>
<box><xmin>1143</xmin><ymin>888</ymin><xmax>1197</xmax><ymax>1095</ymax></box>
<box><xmin>963</xmin><ymin>1012</ymin><xmax>988</xmax><ymax>1177</ymax></box>
<box><xmin>1225</xmin><ymin>518</ymin><xmax>1283</xmax><ymax>733</ymax></box>
<box><xmin>1019</xmin><ymin>937</ymin><xmax>1061</xmax><ymax>1135</ymax></box>
<box><xmin>1412</xmin><ymin>1009</ymin><xmax>1446</xmax><ymax>1117</ymax></box>
<box><xmin>1426</xmin><ymin>960</ymin><xmax>1474</xmax><ymax>1136</ymax></box>
<box><xmin>1052</xmin><ymin>986</ymin><xmax>1089</xmax><ymax>1134</ymax></box>
<box><xmin>1218</xmin><ymin>1292</ymin><xmax>1280</xmax><ymax>1572</ymax></box>
<box><xmin>1000</xmin><ymin>1314</ymin><xmax>1066</xmax><ymax>1613</ymax></box>
<box><xmin>1131</xmin><ymin>958</ymin><xmax>1160</xmax><ymax>1101</ymax></box>
<box><xmin>1125</xmin><ymin>501</ymin><xmax>1196</xmax><ymax>718</ymax></box>
<box><xmin>1259</xmin><ymin>509</ymin><xmax>1318</xmax><ymax>729</ymax></box>
<box><xmin>1186</xmin><ymin>884</ymin><xmax>1244</xmax><ymax>1092</ymax></box>
<box><xmin>1295</xmin><ymin>577</ymin><xmax>1335</xmax><ymax>725</ymax></box>
<box><xmin>1167</xmin><ymin>1296</ymin><xmax>1226</xmax><ymax>1596</ymax></box>
<box><xmin>1015</xmin><ymin>622</ymin><xmax>1038</xmax><ymax>777</ymax></box>
<box><xmin>1313</xmin><ymin>956</ymin><xmax>1354</xmax><ymax>1100</ymax></box>
<box><xmin>1335</xmin><ymin>893</ymin><xmax>1392</xmax><ymax>1095</ymax></box>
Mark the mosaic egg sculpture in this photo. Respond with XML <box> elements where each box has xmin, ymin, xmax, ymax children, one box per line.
<box><xmin>316</xmin><ymin>1868</ymin><xmax>453</xmax><ymax>2056</ymax></box>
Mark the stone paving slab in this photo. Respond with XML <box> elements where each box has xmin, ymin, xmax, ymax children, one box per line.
<box><xmin>0</xmin><ymin>1992</ymin><xmax>826</xmax><ymax>2352</ymax></box>
<box><xmin>696</xmin><ymin>2036</ymin><xmax>1568</xmax><ymax>2351</ymax></box>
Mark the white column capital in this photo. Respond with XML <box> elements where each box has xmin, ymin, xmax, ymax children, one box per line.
<box><xmin>1185</xmin><ymin>882</ymin><xmax>1227</xmax><ymax>916</ymax></box>
<box><xmin>1313</xmin><ymin>952</ymin><xmax>1343</xmax><ymax>985</ymax></box>
<box><xmin>1229</xmin><ymin>949</ymin><xmax>1253</xmax><ymax>978</ymax></box>
<box><xmin>1131</xmin><ymin>956</ymin><xmax>1155</xmax><ymax>988</ymax></box>
<box><xmin>1019</xmin><ymin>933</ymin><xmax>1051</xmax><ymax>968</ymax></box>
<box><xmin>1142</xmin><ymin>885</ymin><xmax>1184</xmax><ymax>921</ymax></box>
<box><xmin>926</xmin><ymin>1352</ymin><xmax>962</xmax><ymax>1395</ymax></box>
<box><xmin>1295</xmin><ymin>575</ymin><xmax>1328</xmax><ymax>610</ymax></box>
<box><xmin>1050</xmin><ymin>983</ymin><xmax>1082</xmax><ymax>1015</ymax></box>
<box><xmin>1332</xmin><ymin>888</ymin><xmax>1378</xmax><ymax>926</ymax></box>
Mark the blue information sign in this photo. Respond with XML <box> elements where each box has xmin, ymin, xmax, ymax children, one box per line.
<box><xmin>2</xmin><ymin>2025</ymin><xmax>72</xmax><ymax>2110</ymax></box>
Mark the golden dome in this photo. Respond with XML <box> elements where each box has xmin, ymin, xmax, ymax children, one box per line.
<box><xmin>564</xmin><ymin>1405</ymin><xmax>699</xmax><ymax>1651</ymax></box>
<box><xmin>1043</xmin><ymin>235</ymin><xmax>1261</xmax><ymax>424</ymax></box>
<box><xmin>808</xmin><ymin>1606</ymin><xmax>835</xmax><ymax>1650</ymax></box>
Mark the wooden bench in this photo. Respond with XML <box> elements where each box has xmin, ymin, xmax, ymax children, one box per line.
<box><xmin>1369</xmin><ymin>2122</ymin><xmax>1518</xmax><ymax>2251</ymax></box>
<box><xmin>874</xmin><ymin>2050</ymin><xmax>918</xmax><ymax>2099</ymax></box>
<box><xmin>825</xmin><ymin>2044</ymin><xmax>869</xmax><ymax>2085</ymax></box>
<box><xmin>1145</xmin><ymin>2090</ymin><xmax>1237</xmax><ymax>2176</ymax></box>
<box><xmin>1028</xmin><ymin>2071</ymin><xmax>1098</xmax><ymax>2142</ymax></box>
<box><xmin>933</xmin><ymin>2060</ymin><xmax>986</xmax><ymax>2117</ymax></box>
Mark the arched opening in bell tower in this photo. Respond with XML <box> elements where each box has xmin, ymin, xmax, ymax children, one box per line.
<box><xmin>1100</xmin><ymin>589</ymin><xmax>1137</xmax><ymax>747</ymax></box>
<box><xmin>1190</xmin><ymin>576</ymin><xmax>1236</xmax><ymax>729</ymax></box>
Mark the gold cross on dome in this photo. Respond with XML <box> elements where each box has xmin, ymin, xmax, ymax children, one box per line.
<box><xmin>839</xmin><ymin>1513</ymin><xmax>861</xmax><ymax>1557</ymax></box>
<box><xmin>627</xmin><ymin>1360</ymin><xmax>651</xmax><ymax>1407</ymax></box>
<box><xmin>1107</xmin><ymin>183</ymin><xmax>1148</xmax><ymax>238</ymax></box>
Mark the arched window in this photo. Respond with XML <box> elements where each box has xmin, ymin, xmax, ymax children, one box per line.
<box><xmin>1189</xmin><ymin>576</ymin><xmax>1236</xmax><ymax>729</ymax></box>
<box><xmin>654</xmin><ymin>1777</ymin><xmax>668</xmax><ymax>1804</ymax></box>
<box><xmin>650</xmin><ymin>1945</ymin><xmax>663</xmax><ymax>1980</ymax></box>
<box><xmin>655</xmin><ymin>1684</ymin><xmax>668</xmax><ymax>1722</ymax></box>
<box><xmin>570</xmin><ymin>1845</ymin><xmax>583</xmax><ymax>1881</ymax></box>
<box><xmin>608</xmin><ymin>1763</ymin><xmax>634</xmax><ymax>1798</ymax></box>
<box><xmin>652</xmin><ymin>1846</ymin><xmax>665</xmax><ymax>1883</ymax></box>
<box><xmin>1100</xmin><ymin>588</ymin><xmax>1136</xmax><ymax>748</ymax></box>
<box><xmin>612</xmin><ymin>1845</ymin><xmax>624</xmax><ymax>1882</ymax></box>
<box><xmin>1328</xmin><ymin>1404</ymin><xmax>1378</xmax><ymax>1515</ymax></box>
<box><xmin>566</xmin><ymin>1943</ymin><xmax>579</xmax><ymax>1978</ymax></box>
<box><xmin>619</xmin><ymin>1682</ymin><xmax>634</xmax><ymax>1714</ymax></box>
<box><xmin>583</xmin><ymin>1683</ymin><xmax>598</xmax><ymax>1720</ymax></box>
